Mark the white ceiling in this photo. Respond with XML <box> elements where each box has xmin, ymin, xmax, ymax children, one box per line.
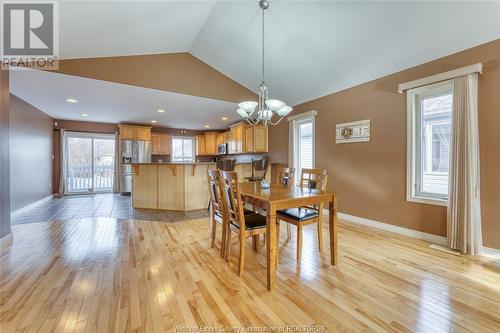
<box><xmin>11</xmin><ymin>1</ymin><xmax>500</xmax><ymax>125</ymax></box>
<box><xmin>10</xmin><ymin>69</ymin><xmax>237</xmax><ymax>130</ymax></box>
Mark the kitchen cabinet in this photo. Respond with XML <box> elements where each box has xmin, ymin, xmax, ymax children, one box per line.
<box><xmin>229</xmin><ymin>123</ymin><xmax>245</xmax><ymax>154</ymax></box>
<box><xmin>216</xmin><ymin>132</ymin><xmax>229</xmax><ymax>147</ymax></box>
<box><xmin>118</xmin><ymin>125</ymin><xmax>151</xmax><ymax>141</ymax></box>
<box><xmin>151</xmin><ymin>133</ymin><xmax>171</xmax><ymax>155</ymax></box>
<box><xmin>253</xmin><ymin>125</ymin><xmax>268</xmax><ymax>152</ymax></box>
<box><xmin>204</xmin><ymin>132</ymin><xmax>217</xmax><ymax>155</ymax></box>
<box><xmin>196</xmin><ymin>135</ymin><xmax>206</xmax><ymax>155</ymax></box>
<box><xmin>243</xmin><ymin>124</ymin><xmax>268</xmax><ymax>153</ymax></box>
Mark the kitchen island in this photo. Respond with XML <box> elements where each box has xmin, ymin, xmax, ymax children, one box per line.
<box><xmin>131</xmin><ymin>162</ymin><xmax>259</xmax><ymax>211</ymax></box>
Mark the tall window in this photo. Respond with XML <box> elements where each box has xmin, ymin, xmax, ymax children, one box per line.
<box><xmin>407</xmin><ymin>81</ymin><xmax>453</xmax><ymax>205</ymax></box>
<box><xmin>290</xmin><ymin>112</ymin><xmax>316</xmax><ymax>182</ymax></box>
<box><xmin>171</xmin><ymin>137</ymin><xmax>195</xmax><ymax>162</ymax></box>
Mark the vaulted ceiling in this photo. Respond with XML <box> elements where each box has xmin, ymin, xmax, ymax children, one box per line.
<box><xmin>57</xmin><ymin>1</ymin><xmax>500</xmax><ymax>105</ymax></box>
<box><xmin>11</xmin><ymin>1</ymin><xmax>500</xmax><ymax>127</ymax></box>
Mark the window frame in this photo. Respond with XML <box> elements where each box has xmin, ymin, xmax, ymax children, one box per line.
<box><xmin>170</xmin><ymin>136</ymin><xmax>195</xmax><ymax>163</ymax></box>
<box><xmin>406</xmin><ymin>80</ymin><xmax>453</xmax><ymax>206</ymax></box>
<box><xmin>289</xmin><ymin>111</ymin><xmax>316</xmax><ymax>183</ymax></box>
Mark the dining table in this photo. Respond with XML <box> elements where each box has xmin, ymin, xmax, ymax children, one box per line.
<box><xmin>238</xmin><ymin>182</ymin><xmax>338</xmax><ymax>291</ymax></box>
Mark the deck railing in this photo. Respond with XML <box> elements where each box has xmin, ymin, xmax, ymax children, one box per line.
<box><xmin>67</xmin><ymin>165</ymin><xmax>114</xmax><ymax>192</ymax></box>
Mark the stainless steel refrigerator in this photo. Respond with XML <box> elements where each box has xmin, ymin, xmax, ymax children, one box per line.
<box><xmin>120</xmin><ymin>140</ymin><xmax>151</xmax><ymax>194</ymax></box>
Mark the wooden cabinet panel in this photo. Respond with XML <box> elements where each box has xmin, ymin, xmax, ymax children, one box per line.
<box><xmin>158</xmin><ymin>165</ymin><xmax>185</xmax><ymax>210</ymax></box>
<box><xmin>228</xmin><ymin>123</ymin><xmax>245</xmax><ymax>154</ymax></box>
<box><xmin>132</xmin><ymin>165</ymin><xmax>158</xmax><ymax>209</ymax></box>
<box><xmin>119</xmin><ymin>125</ymin><xmax>151</xmax><ymax>141</ymax></box>
<box><xmin>151</xmin><ymin>134</ymin><xmax>160</xmax><ymax>154</ymax></box>
<box><xmin>159</xmin><ymin>134</ymin><xmax>171</xmax><ymax>155</ymax></box>
<box><xmin>253</xmin><ymin>125</ymin><xmax>268</xmax><ymax>152</ymax></box>
<box><xmin>196</xmin><ymin>135</ymin><xmax>206</xmax><ymax>155</ymax></box>
<box><xmin>119</xmin><ymin>126</ymin><xmax>136</xmax><ymax>140</ymax></box>
<box><xmin>244</xmin><ymin>126</ymin><xmax>254</xmax><ymax>152</ymax></box>
<box><xmin>151</xmin><ymin>133</ymin><xmax>171</xmax><ymax>155</ymax></box>
<box><xmin>204</xmin><ymin>132</ymin><xmax>217</xmax><ymax>155</ymax></box>
<box><xmin>228</xmin><ymin>127</ymin><xmax>236</xmax><ymax>154</ymax></box>
<box><xmin>184</xmin><ymin>164</ymin><xmax>213</xmax><ymax>210</ymax></box>
<box><xmin>135</xmin><ymin>127</ymin><xmax>151</xmax><ymax>141</ymax></box>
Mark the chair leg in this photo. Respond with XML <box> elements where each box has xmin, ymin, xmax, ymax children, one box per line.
<box><xmin>238</xmin><ymin>234</ymin><xmax>246</xmax><ymax>276</ymax></box>
<box><xmin>210</xmin><ymin>217</ymin><xmax>217</xmax><ymax>249</ymax></box>
<box><xmin>286</xmin><ymin>223</ymin><xmax>291</xmax><ymax>239</ymax></box>
<box><xmin>317</xmin><ymin>218</ymin><xmax>323</xmax><ymax>252</ymax></box>
<box><xmin>252</xmin><ymin>235</ymin><xmax>260</xmax><ymax>252</ymax></box>
<box><xmin>297</xmin><ymin>224</ymin><xmax>302</xmax><ymax>262</ymax></box>
<box><xmin>276</xmin><ymin>222</ymin><xmax>280</xmax><ymax>264</ymax></box>
<box><xmin>226</xmin><ymin>230</ymin><xmax>232</xmax><ymax>262</ymax></box>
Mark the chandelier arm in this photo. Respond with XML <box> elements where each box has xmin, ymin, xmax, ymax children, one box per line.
<box><xmin>269</xmin><ymin>115</ymin><xmax>285</xmax><ymax>126</ymax></box>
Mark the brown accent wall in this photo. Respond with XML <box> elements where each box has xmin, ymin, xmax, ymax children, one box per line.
<box><xmin>10</xmin><ymin>95</ymin><xmax>54</xmax><ymax>212</ymax></box>
<box><xmin>55</xmin><ymin>53</ymin><xmax>256</xmax><ymax>103</ymax></box>
<box><xmin>269</xmin><ymin>39</ymin><xmax>500</xmax><ymax>250</ymax></box>
<box><xmin>0</xmin><ymin>70</ymin><xmax>11</xmax><ymax>238</ymax></box>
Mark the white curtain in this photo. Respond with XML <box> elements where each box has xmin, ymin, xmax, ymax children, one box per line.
<box><xmin>113</xmin><ymin>132</ymin><xmax>120</xmax><ymax>193</ymax></box>
<box><xmin>56</xmin><ymin>129</ymin><xmax>66</xmax><ymax>198</ymax></box>
<box><xmin>288</xmin><ymin>119</ymin><xmax>296</xmax><ymax>183</ymax></box>
<box><xmin>447</xmin><ymin>73</ymin><xmax>482</xmax><ymax>255</ymax></box>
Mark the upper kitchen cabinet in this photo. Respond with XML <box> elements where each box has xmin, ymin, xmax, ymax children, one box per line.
<box><xmin>216</xmin><ymin>132</ymin><xmax>229</xmax><ymax>147</ymax></box>
<box><xmin>228</xmin><ymin>123</ymin><xmax>245</xmax><ymax>154</ymax></box>
<box><xmin>244</xmin><ymin>124</ymin><xmax>268</xmax><ymax>153</ymax></box>
<box><xmin>196</xmin><ymin>135</ymin><xmax>206</xmax><ymax>156</ymax></box>
<box><xmin>118</xmin><ymin>125</ymin><xmax>152</xmax><ymax>141</ymax></box>
<box><xmin>151</xmin><ymin>133</ymin><xmax>171</xmax><ymax>155</ymax></box>
<box><xmin>204</xmin><ymin>132</ymin><xmax>217</xmax><ymax>155</ymax></box>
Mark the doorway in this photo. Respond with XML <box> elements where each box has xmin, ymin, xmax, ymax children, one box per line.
<box><xmin>65</xmin><ymin>132</ymin><xmax>115</xmax><ymax>194</ymax></box>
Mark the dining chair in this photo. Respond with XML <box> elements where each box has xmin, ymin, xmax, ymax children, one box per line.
<box><xmin>275</xmin><ymin>166</ymin><xmax>295</xmax><ymax>239</ymax></box>
<box><xmin>208</xmin><ymin>169</ymin><xmax>255</xmax><ymax>259</ymax></box>
<box><xmin>245</xmin><ymin>158</ymin><xmax>269</xmax><ymax>181</ymax></box>
<box><xmin>217</xmin><ymin>159</ymin><xmax>236</xmax><ymax>171</ymax></box>
<box><xmin>207</xmin><ymin>169</ymin><xmax>226</xmax><ymax>257</ymax></box>
<box><xmin>219</xmin><ymin>170</ymin><xmax>279</xmax><ymax>276</ymax></box>
<box><xmin>276</xmin><ymin>168</ymin><xmax>328</xmax><ymax>262</ymax></box>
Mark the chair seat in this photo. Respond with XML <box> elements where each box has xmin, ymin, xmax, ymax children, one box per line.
<box><xmin>277</xmin><ymin>207</ymin><xmax>319</xmax><ymax>221</ymax></box>
<box><xmin>230</xmin><ymin>213</ymin><xmax>267</xmax><ymax>231</ymax></box>
<box><xmin>216</xmin><ymin>208</ymin><xmax>254</xmax><ymax>220</ymax></box>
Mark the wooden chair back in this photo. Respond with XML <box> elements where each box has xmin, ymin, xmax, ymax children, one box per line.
<box><xmin>217</xmin><ymin>159</ymin><xmax>236</xmax><ymax>171</ymax></box>
<box><xmin>207</xmin><ymin>169</ymin><xmax>223</xmax><ymax>216</ymax></box>
<box><xmin>219</xmin><ymin>171</ymin><xmax>245</xmax><ymax>230</ymax></box>
<box><xmin>275</xmin><ymin>166</ymin><xmax>295</xmax><ymax>187</ymax></box>
<box><xmin>300</xmin><ymin>168</ymin><xmax>328</xmax><ymax>191</ymax></box>
<box><xmin>253</xmin><ymin>158</ymin><xmax>269</xmax><ymax>178</ymax></box>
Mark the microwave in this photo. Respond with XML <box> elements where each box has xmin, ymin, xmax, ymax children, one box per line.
<box><xmin>218</xmin><ymin>143</ymin><xmax>228</xmax><ymax>155</ymax></box>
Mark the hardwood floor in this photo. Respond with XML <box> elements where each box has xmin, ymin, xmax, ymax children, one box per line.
<box><xmin>1</xmin><ymin>216</ymin><xmax>499</xmax><ymax>332</ymax></box>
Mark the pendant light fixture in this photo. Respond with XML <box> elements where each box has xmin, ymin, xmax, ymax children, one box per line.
<box><xmin>236</xmin><ymin>0</ymin><xmax>293</xmax><ymax>126</ymax></box>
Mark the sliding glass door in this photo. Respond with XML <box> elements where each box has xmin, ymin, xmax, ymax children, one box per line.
<box><xmin>65</xmin><ymin>132</ymin><xmax>115</xmax><ymax>194</ymax></box>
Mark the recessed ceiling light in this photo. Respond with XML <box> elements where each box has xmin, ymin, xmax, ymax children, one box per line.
<box><xmin>151</xmin><ymin>120</ymin><xmax>157</xmax><ymax>123</ymax></box>
<box><xmin>66</xmin><ymin>98</ymin><xmax>78</xmax><ymax>103</ymax></box>
<box><xmin>157</xmin><ymin>109</ymin><xmax>165</xmax><ymax>113</ymax></box>
<box><xmin>80</xmin><ymin>113</ymin><xmax>89</xmax><ymax>117</ymax></box>
<box><xmin>221</xmin><ymin>117</ymin><xmax>228</xmax><ymax>121</ymax></box>
<box><xmin>204</xmin><ymin>125</ymin><xmax>210</xmax><ymax>128</ymax></box>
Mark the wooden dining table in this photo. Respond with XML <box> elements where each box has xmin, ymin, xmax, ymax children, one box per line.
<box><xmin>238</xmin><ymin>182</ymin><xmax>338</xmax><ymax>291</ymax></box>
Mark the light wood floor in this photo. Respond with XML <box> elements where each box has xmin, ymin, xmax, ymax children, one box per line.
<box><xmin>1</xmin><ymin>216</ymin><xmax>499</xmax><ymax>333</ymax></box>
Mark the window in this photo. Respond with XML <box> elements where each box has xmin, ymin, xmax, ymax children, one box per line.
<box><xmin>290</xmin><ymin>111</ymin><xmax>316</xmax><ymax>183</ymax></box>
<box><xmin>171</xmin><ymin>136</ymin><xmax>195</xmax><ymax>163</ymax></box>
<box><xmin>407</xmin><ymin>81</ymin><xmax>453</xmax><ymax>205</ymax></box>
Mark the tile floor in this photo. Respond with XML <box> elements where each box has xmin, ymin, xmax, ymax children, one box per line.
<box><xmin>11</xmin><ymin>193</ymin><xmax>209</xmax><ymax>225</ymax></box>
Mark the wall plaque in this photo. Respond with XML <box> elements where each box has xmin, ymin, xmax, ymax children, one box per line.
<box><xmin>336</xmin><ymin>119</ymin><xmax>370</xmax><ymax>144</ymax></box>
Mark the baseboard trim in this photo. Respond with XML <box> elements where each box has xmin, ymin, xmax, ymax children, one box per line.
<box><xmin>0</xmin><ymin>232</ymin><xmax>13</xmax><ymax>246</ymax></box>
<box><xmin>482</xmin><ymin>246</ymin><xmax>500</xmax><ymax>258</ymax></box>
<box><xmin>324</xmin><ymin>209</ymin><xmax>447</xmax><ymax>246</ymax></box>
<box><xmin>326</xmin><ymin>210</ymin><xmax>500</xmax><ymax>256</ymax></box>
<box><xmin>11</xmin><ymin>194</ymin><xmax>54</xmax><ymax>217</ymax></box>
